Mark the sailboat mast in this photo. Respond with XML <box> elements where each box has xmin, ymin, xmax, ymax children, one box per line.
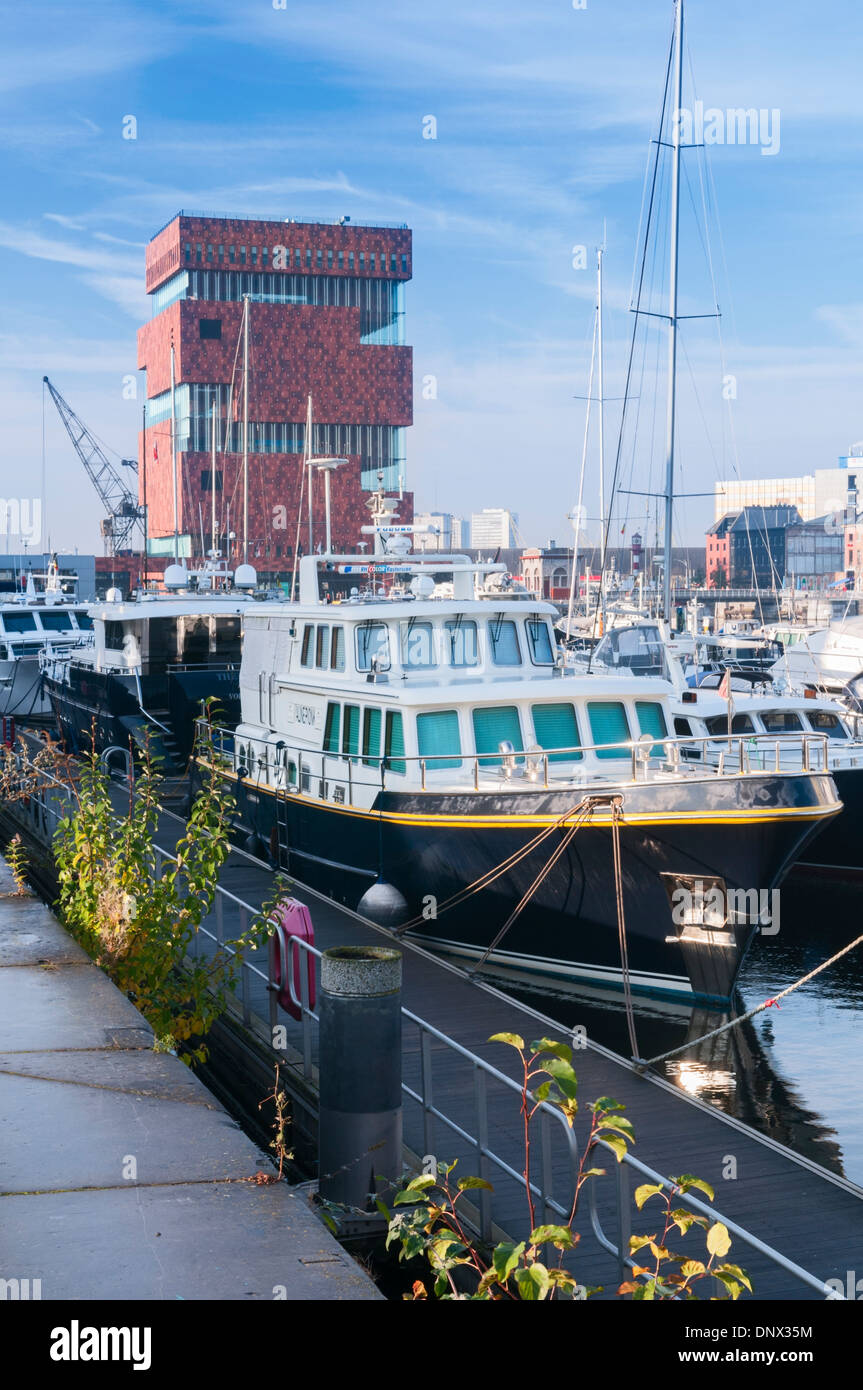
<box><xmin>597</xmin><ymin>245</ymin><xmax>606</xmax><ymax>575</ymax></box>
<box><xmin>170</xmin><ymin>337</ymin><xmax>179</xmax><ymax>564</ymax></box>
<box><xmin>211</xmin><ymin>397</ymin><xmax>217</xmax><ymax>555</ymax></box>
<box><xmin>306</xmin><ymin>394</ymin><xmax>314</xmax><ymax>554</ymax></box>
<box><xmin>242</xmin><ymin>295</ymin><xmax>249</xmax><ymax>565</ymax></box>
<box><xmin>662</xmin><ymin>0</ymin><xmax>683</xmax><ymax>623</ymax></box>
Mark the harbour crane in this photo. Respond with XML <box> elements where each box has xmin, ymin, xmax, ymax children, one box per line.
<box><xmin>42</xmin><ymin>376</ymin><xmax>145</xmax><ymax>557</ymax></box>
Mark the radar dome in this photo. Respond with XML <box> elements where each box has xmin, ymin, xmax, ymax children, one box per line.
<box><xmin>233</xmin><ymin>564</ymin><xmax>258</xmax><ymax>589</ymax></box>
<box><xmin>163</xmin><ymin>564</ymin><xmax>189</xmax><ymax>590</ymax></box>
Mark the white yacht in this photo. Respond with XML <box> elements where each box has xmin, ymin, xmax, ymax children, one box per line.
<box><xmin>196</xmin><ymin>542</ymin><xmax>841</xmax><ymax>1004</ymax></box>
<box><xmin>0</xmin><ymin>560</ymin><xmax>93</xmax><ymax>721</ymax></box>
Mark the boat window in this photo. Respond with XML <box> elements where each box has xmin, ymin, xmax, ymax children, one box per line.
<box><xmin>74</xmin><ymin>612</ymin><xmax>93</xmax><ymax>630</ymax></box>
<box><xmin>316</xmin><ymin>624</ymin><xmax>329</xmax><ymax>670</ymax></box>
<box><xmin>39</xmin><ymin>611</ymin><xmax>73</xmax><ymax>631</ymax></box>
<box><xmin>635</xmin><ymin>701</ymin><xmax>668</xmax><ymax>757</ymax></box>
<box><xmin>444</xmin><ymin>619</ymin><xmax>479</xmax><ymax>667</ymax></box>
<box><xmin>385</xmin><ymin>710</ymin><xmax>406</xmax><ymax>773</ymax></box>
<box><xmin>489</xmin><ymin>619</ymin><xmax>521</xmax><ymax>666</ymax></box>
<box><xmin>104</xmin><ymin>621</ymin><xmax>125</xmax><ymax>649</ymax></box>
<box><xmin>356</xmin><ymin>622</ymin><xmax>391</xmax><ymax>672</ymax></box>
<box><xmin>362</xmin><ymin>707</ymin><xmax>382</xmax><ymax>766</ymax></box>
<box><xmin>417</xmin><ymin>710</ymin><xmax>462</xmax><ymax>769</ymax></box>
<box><xmin>705</xmin><ymin>713</ymin><xmax>756</xmax><ymax>735</ymax></box>
<box><xmin>525</xmin><ymin>618</ymin><xmax>554</xmax><ymax>665</ymax></box>
<box><xmin>323</xmin><ymin>702</ymin><xmax>341</xmax><ymax>753</ymax></box>
<box><xmin>473</xmin><ymin>705</ymin><xmax>523</xmax><ymax>765</ymax></box>
<box><xmin>1</xmin><ymin>612</ymin><xmax>37</xmax><ymax>633</ymax></box>
<box><xmin>401</xmin><ymin>619</ymin><xmax>436</xmax><ymax>669</ymax></box>
<box><xmin>760</xmin><ymin>711</ymin><xmax>803</xmax><ymax>733</ymax></box>
<box><xmin>331</xmin><ymin>626</ymin><xmax>345</xmax><ymax>672</ymax></box>
<box><xmin>211</xmin><ymin>616</ymin><xmax>241</xmax><ymax>661</ymax></box>
<box><xmin>806</xmin><ymin>710</ymin><xmax>848</xmax><ymax>739</ymax></box>
<box><xmin>587</xmin><ymin>702</ymin><xmax>630</xmax><ymax>758</ymax></box>
<box><xmin>674</xmin><ymin>717</ymin><xmax>693</xmax><ymax>736</ymax></box>
<box><xmin>531</xmin><ymin>703</ymin><xmax>582</xmax><ymax>762</ymax></box>
<box><xmin>342</xmin><ymin>704</ymin><xmax>360</xmax><ymax>761</ymax></box>
<box><xmin>300</xmin><ymin>624</ymin><xmax>314</xmax><ymax>667</ymax></box>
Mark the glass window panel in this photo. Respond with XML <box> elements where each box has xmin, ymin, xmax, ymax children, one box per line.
<box><xmin>417</xmin><ymin>710</ymin><xmax>462</xmax><ymax>769</ymax></box>
<box><xmin>300</xmin><ymin>625</ymin><xmax>313</xmax><ymax>667</ymax></box>
<box><xmin>315</xmin><ymin>624</ymin><xmax>329</xmax><ymax>669</ymax></box>
<box><xmin>323</xmin><ymin>702</ymin><xmax>341</xmax><ymax>753</ymax></box>
<box><xmin>489</xmin><ymin>619</ymin><xmax>521</xmax><ymax>666</ymax></box>
<box><xmin>356</xmin><ymin>622</ymin><xmax>391</xmax><ymax>671</ymax></box>
<box><xmin>526</xmin><ymin>618</ymin><xmax>554</xmax><ymax>665</ymax></box>
<box><xmin>342</xmin><ymin>704</ymin><xmax>360</xmax><ymax>760</ymax></box>
<box><xmin>531</xmin><ymin>703</ymin><xmax>582</xmax><ymax>762</ymax></box>
<box><xmin>472</xmin><ymin>706</ymin><xmax>523</xmax><ymax>765</ymax></box>
<box><xmin>362</xmin><ymin>707</ymin><xmax>382</xmax><ymax>766</ymax></box>
<box><xmin>331</xmin><ymin>626</ymin><xmax>345</xmax><ymax>671</ymax></box>
<box><xmin>401</xmin><ymin>620</ymin><xmax>436</xmax><ymax>668</ymax></box>
<box><xmin>385</xmin><ymin>710</ymin><xmax>406</xmax><ymax>772</ymax></box>
<box><xmin>445</xmin><ymin>620</ymin><xmax>478</xmax><ymax>667</ymax></box>
<box><xmin>587</xmin><ymin>702</ymin><xmax>630</xmax><ymax>758</ymax></box>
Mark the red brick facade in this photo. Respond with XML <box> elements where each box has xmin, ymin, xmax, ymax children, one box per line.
<box><xmin>137</xmin><ymin>214</ymin><xmax>413</xmax><ymax>576</ymax></box>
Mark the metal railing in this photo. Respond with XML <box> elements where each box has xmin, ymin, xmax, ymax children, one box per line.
<box><xmin>201</xmin><ymin>716</ymin><xmax>835</xmax><ymax>804</ymax></box>
<box><xmin>0</xmin><ymin>752</ymin><xmax>844</xmax><ymax>1298</ymax></box>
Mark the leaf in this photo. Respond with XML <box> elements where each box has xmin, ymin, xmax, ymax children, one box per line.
<box><xmin>514</xmin><ymin>1263</ymin><xmax>551</xmax><ymax>1301</ymax></box>
<box><xmin>529</xmin><ymin>1038</ymin><xmax>573</xmax><ymax>1063</ymax></box>
<box><xmin>716</xmin><ymin>1262</ymin><xmax>752</xmax><ymax>1294</ymax></box>
<box><xmin>601</xmin><ymin>1133</ymin><xmax>628</xmax><ymax>1163</ymax></box>
<box><xmin>598</xmin><ymin>1115</ymin><xmax>635</xmax><ymax>1141</ymax></box>
<box><xmin>457</xmin><ymin>1176</ymin><xmax>494</xmax><ymax>1192</ymax></box>
<box><xmin>490</xmin><ymin>1031</ymin><xmax>525</xmax><ymax>1051</ymax></box>
<box><xmin>405</xmin><ymin>1173</ymin><xmax>437</xmax><ymax>1192</ymax></box>
<box><xmin>634</xmin><ymin>1183</ymin><xmax>665</xmax><ymax>1210</ymax></box>
<box><xmin>492</xmin><ymin>1241</ymin><xmax>525</xmax><ymax>1282</ymax></box>
<box><xmin>673</xmin><ymin>1174</ymin><xmax>715</xmax><ymax>1202</ymax></box>
<box><xmin>706</xmin><ymin>1222</ymin><xmax>732</xmax><ymax>1259</ymax></box>
<box><xmin>680</xmin><ymin>1259</ymin><xmax>706</xmax><ymax>1279</ymax></box>
<box><xmin>529</xmin><ymin>1224</ymin><xmax>574</xmax><ymax>1250</ymax></box>
<box><xmin>591</xmin><ymin>1096</ymin><xmax>626</xmax><ymax>1114</ymax></box>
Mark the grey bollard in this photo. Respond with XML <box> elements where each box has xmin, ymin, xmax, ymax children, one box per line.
<box><xmin>318</xmin><ymin>945</ymin><xmax>402</xmax><ymax>1211</ymax></box>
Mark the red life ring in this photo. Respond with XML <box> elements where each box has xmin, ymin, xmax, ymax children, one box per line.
<box><xmin>269</xmin><ymin>899</ymin><xmax>316</xmax><ymax>1020</ymax></box>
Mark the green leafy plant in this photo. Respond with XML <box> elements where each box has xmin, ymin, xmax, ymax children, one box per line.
<box><xmin>53</xmin><ymin>726</ymin><xmax>272</xmax><ymax>1064</ymax></box>
<box><xmin>384</xmin><ymin>1033</ymin><xmax>752</xmax><ymax>1301</ymax></box>
<box><xmin>6</xmin><ymin>833</ymin><xmax>30</xmax><ymax>895</ymax></box>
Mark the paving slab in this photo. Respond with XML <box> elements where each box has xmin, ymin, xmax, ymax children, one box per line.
<box><xmin>0</xmin><ymin>1182</ymin><xmax>382</xmax><ymax>1300</ymax></box>
<box><xmin>0</xmin><ymin>962</ymin><xmax>153</xmax><ymax>1052</ymax></box>
<box><xmin>0</xmin><ymin>894</ymin><xmax>90</xmax><ymax>965</ymax></box>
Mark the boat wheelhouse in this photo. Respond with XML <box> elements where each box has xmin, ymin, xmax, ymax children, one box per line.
<box><xmin>43</xmin><ymin>587</ymin><xmax>252</xmax><ymax>771</ymax></box>
<box><xmin>0</xmin><ymin>562</ymin><xmax>93</xmax><ymax>720</ymax></box>
<box><xmin>198</xmin><ymin>549</ymin><xmax>841</xmax><ymax>1004</ymax></box>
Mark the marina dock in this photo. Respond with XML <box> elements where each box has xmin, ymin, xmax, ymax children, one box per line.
<box><xmin>0</xmin><ymin>854</ymin><xmax>380</xmax><ymax>1301</ymax></box>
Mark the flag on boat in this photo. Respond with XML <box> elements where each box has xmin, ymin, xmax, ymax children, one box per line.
<box><xmin>718</xmin><ymin>668</ymin><xmax>731</xmax><ymax>700</ymax></box>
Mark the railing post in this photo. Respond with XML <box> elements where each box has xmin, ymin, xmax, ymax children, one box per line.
<box><xmin>421</xmin><ymin>1028</ymin><xmax>435</xmax><ymax>1161</ymax></box>
<box><xmin>473</xmin><ymin>1068</ymin><xmax>493</xmax><ymax>1243</ymax></box>
<box><xmin>318</xmin><ymin>946</ymin><xmax>403</xmax><ymax>1210</ymax></box>
<box><xmin>615</xmin><ymin>1158</ymin><xmax>631</xmax><ymax>1281</ymax></box>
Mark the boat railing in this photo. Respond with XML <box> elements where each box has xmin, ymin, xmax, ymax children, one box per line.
<box><xmin>3</xmin><ymin>745</ymin><xmax>843</xmax><ymax>1298</ymax></box>
<box><xmin>197</xmin><ymin>717</ymin><xmax>833</xmax><ymax>802</ymax></box>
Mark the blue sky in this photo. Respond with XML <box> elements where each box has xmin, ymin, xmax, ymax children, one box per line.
<box><xmin>1</xmin><ymin>0</ymin><xmax>862</xmax><ymax>554</ymax></box>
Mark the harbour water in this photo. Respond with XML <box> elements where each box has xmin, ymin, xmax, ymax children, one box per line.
<box><xmin>503</xmin><ymin>875</ymin><xmax>863</xmax><ymax>1187</ymax></box>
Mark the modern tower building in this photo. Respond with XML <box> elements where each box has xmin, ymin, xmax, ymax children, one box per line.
<box><xmin>137</xmin><ymin>212</ymin><xmax>413</xmax><ymax>578</ymax></box>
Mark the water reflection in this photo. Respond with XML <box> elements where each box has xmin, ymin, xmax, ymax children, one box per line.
<box><xmin>499</xmin><ymin>876</ymin><xmax>861</xmax><ymax>1184</ymax></box>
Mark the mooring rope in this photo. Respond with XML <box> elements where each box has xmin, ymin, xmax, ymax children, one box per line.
<box><xmin>611</xmin><ymin>798</ymin><xmax>641</xmax><ymax>1063</ymax></box>
<box><xmin>639</xmin><ymin>927</ymin><xmax>863</xmax><ymax>1070</ymax></box>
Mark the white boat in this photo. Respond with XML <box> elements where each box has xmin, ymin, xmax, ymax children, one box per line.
<box><xmin>0</xmin><ymin>560</ymin><xmax>93</xmax><ymax>720</ymax></box>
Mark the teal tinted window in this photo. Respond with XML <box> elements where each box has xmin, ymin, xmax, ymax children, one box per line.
<box><xmin>362</xmin><ymin>707</ymin><xmax>382</xmax><ymax>766</ymax></box>
<box><xmin>385</xmin><ymin>710</ymin><xmax>406</xmax><ymax>772</ymax></box>
<box><xmin>74</xmin><ymin>612</ymin><xmax>93</xmax><ymax>630</ymax></box>
<box><xmin>323</xmin><ymin>702</ymin><xmax>341</xmax><ymax>753</ymax></box>
<box><xmin>635</xmin><ymin>700</ymin><xmax>667</xmax><ymax>757</ymax></box>
<box><xmin>39</xmin><ymin>612</ymin><xmax>73</xmax><ymax>631</ymax></box>
<box><xmin>532</xmin><ymin>703</ymin><xmax>582</xmax><ymax>762</ymax></box>
<box><xmin>2</xmin><ymin>613</ymin><xmax>37</xmax><ymax>633</ymax></box>
<box><xmin>343</xmin><ymin>704</ymin><xmax>360</xmax><ymax>760</ymax></box>
<box><xmin>587</xmin><ymin>702</ymin><xmax>630</xmax><ymax>758</ymax></box>
<box><xmin>473</xmin><ymin>706</ymin><xmax>523</xmax><ymax>765</ymax></box>
<box><xmin>489</xmin><ymin>619</ymin><xmax>521</xmax><ymax>666</ymax></box>
<box><xmin>445</xmin><ymin>619</ymin><xmax>479</xmax><ymax>667</ymax></box>
<box><xmin>417</xmin><ymin>710</ymin><xmax>462</xmax><ymax>769</ymax></box>
<box><xmin>526</xmin><ymin>619</ymin><xmax>554</xmax><ymax>665</ymax></box>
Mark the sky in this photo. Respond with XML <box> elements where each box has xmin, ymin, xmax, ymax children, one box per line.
<box><xmin>1</xmin><ymin>0</ymin><xmax>862</xmax><ymax>555</ymax></box>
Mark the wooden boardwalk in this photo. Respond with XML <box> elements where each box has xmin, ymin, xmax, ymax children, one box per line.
<box><xmin>142</xmin><ymin>797</ymin><xmax>863</xmax><ymax>1301</ymax></box>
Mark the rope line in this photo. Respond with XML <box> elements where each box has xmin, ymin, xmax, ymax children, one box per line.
<box><xmin>611</xmin><ymin>799</ymin><xmax>640</xmax><ymax>1062</ymax></box>
<box><xmin>640</xmin><ymin>928</ymin><xmax>863</xmax><ymax>1070</ymax></box>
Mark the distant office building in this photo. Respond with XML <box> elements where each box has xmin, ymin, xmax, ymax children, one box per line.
<box><xmin>414</xmin><ymin>512</ymin><xmax>453</xmax><ymax>551</ymax></box>
<box><xmin>727</xmin><ymin>506</ymin><xmax>802</xmax><ymax>588</ymax></box>
<box><xmin>470</xmin><ymin>509</ymin><xmax>519</xmax><ymax>550</ymax></box>
<box><xmin>785</xmin><ymin>516</ymin><xmax>845</xmax><ymax>589</ymax></box>
<box><xmin>715</xmin><ymin>449</ymin><xmax>863</xmax><ymax>525</ymax></box>
<box><xmin>137</xmin><ymin>211</ymin><xmax>413</xmax><ymax>577</ymax></box>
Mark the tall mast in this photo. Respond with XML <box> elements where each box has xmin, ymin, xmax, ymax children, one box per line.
<box><xmin>306</xmin><ymin>394</ymin><xmax>314</xmax><ymax>553</ymax></box>
<box><xmin>662</xmin><ymin>0</ymin><xmax>684</xmax><ymax>622</ymax></box>
<box><xmin>170</xmin><ymin>336</ymin><xmax>179</xmax><ymax>563</ymax></box>
<box><xmin>597</xmin><ymin>244</ymin><xmax>606</xmax><ymax>574</ymax></box>
<box><xmin>211</xmin><ymin>395</ymin><xmax>217</xmax><ymax>555</ymax></box>
<box><xmin>242</xmin><ymin>295</ymin><xmax>249</xmax><ymax>565</ymax></box>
